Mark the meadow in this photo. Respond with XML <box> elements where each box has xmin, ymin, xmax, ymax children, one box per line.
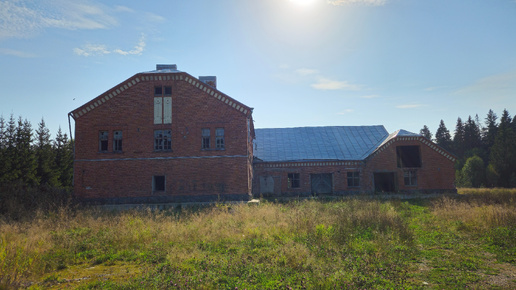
<box><xmin>1</xmin><ymin>188</ymin><xmax>515</xmax><ymax>289</ymax></box>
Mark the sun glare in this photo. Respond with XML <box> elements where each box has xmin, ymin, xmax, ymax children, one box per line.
<box><xmin>289</xmin><ymin>0</ymin><xmax>318</xmax><ymax>6</ymax></box>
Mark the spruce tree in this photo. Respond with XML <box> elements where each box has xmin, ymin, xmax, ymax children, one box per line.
<box><xmin>35</xmin><ymin>118</ymin><xmax>59</xmax><ymax>188</ymax></box>
<box><xmin>435</xmin><ymin>120</ymin><xmax>452</xmax><ymax>151</ymax></box>
<box><xmin>483</xmin><ymin>109</ymin><xmax>498</xmax><ymax>154</ymax></box>
<box><xmin>463</xmin><ymin>115</ymin><xmax>482</xmax><ymax>154</ymax></box>
<box><xmin>489</xmin><ymin>109</ymin><xmax>516</xmax><ymax>187</ymax></box>
<box><xmin>14</xmin><ymin>117</ymin><xmax>38</xmax><ymax>187</ymax></box>
<box><xmin>453</xmin><ymin>117</ymin><xmax>465</xmax><ymax>157</ymax></box>
<box><xmin>54</xmin><ymin>127</ymin><xmax>74</xmax><ymax>188</ymax></box>
<box><xmin>419</xmin><ymin>125</ymin><xmax>432</xmax><ymax>140</ymax></box>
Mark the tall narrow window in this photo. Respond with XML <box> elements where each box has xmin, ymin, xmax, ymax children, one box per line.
<box><xmin>113</xmin><ymin>130</ymin><xmax>122</xmax><ymax>152</ymax></box>
<box><xmin>404</xmin><ymin>170</ymin><xmax>417</xmax><ymax>186</ymax></box>
<box><xmin>288</xmin><ymin>173</ymin><xmax>300</xmax><ymax>189</ymax></box>
<box><xmin>99</xmin><ymin>131</ymin><xmax>108</xmax><ymax>152</ymax></box>
<box><xmin>202</xmin><ymin>128</ymin><xmax>210</xmax><ymax>149</ymax></box>
<box><xmin>154</xmin><ymin>130</ymin><xmax>172</xmax><ymax>151</ymax></box>
<box><xmin>154</xmin><ymin>96</ymin><xmax>172</xmax><ymax>124</ymax></box>
<box><xmin>216</xmin><ymin>128</ymin><xmax>225</xmax><ymax>149</ymax></box>
<box><xmin>347</xmin><ymin>171</ymin><xmax>360</xmax><ymax>187</ymax></box>
<box><xmin>153</xmin><ymin>175</ymin><xmax>165</xmax><ymax>192</ymax></box>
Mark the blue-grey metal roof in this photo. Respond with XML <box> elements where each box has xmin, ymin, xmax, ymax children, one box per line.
<box><xmin>254</xmin><ymin>126</ymin><xmax>389</xmax><ymax>162</ymax></box>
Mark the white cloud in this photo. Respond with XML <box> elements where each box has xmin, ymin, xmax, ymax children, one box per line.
<box><xmin>0</xmin><ymin>48</ymin><xmax>36</xmax><ymax>58</ymax></box>
<box><xmin>295</xmin><ymin>68</ymin><xmax>319</xmax><ymax>76</ymax></box>
<box><xmin>455</xmin><ymin>71</ymin><xmax>516</xmax><ymax>101</ymax></box>
<box><xmin>311</xmin><ymin>77</ymin><xmax>361</xmax><ymax>90</ymax></box>
<box><xmin>327</xmin><ymin>0</ymin><xmax>387</xmax><ymax>6</ymax></box>
<box><xmin>337</xmin><ymin>109</ymin><xmax>354</xmax><ymax>115</ymax></box>
<box><xmin>396</xmin><ymin>104</ymin><xmax>424</xmax><ymax>109</ymax></box>
<box><xmin>74</xmin><ymin>34</ymin><xmax>146</xmax><ymax>57</ymax></box>
<box><xmin>360</xmin><ymin>94</ymin><xmax>380</xmax><ymax>99</ymax></box>
<box><xmin>0</xmin><ymin>0</ymin><xmax>118</xmax><ymax>39</ymax></box>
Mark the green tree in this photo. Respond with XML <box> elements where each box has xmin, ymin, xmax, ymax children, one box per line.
<box><xmin>419</xmin><ymin>125</ymin><xmax>432</xmax><ymax>140</ymax></box>
<box><xmin>54</xmin><ymin>127</ymin><xmax>74</xmax><ymax>188</ymax></box>
<box><xmin>460</xmin><ymin>155</ymin><xmax>485</xmax><ymax>188</ymax></box>
<box><xmin>482</xmin><ymin>109</ymin><xmax>498</xmax><ymax>156</ymax></box>
<box><xmin>489</xmin><ymin>109</ymin><xmax>516</xmax><ymax>187</ymax></box>
<box><xmin>463</xmin><ymin>115</ymin><xmax>482</xmax><ymax>153</ymax></box>
<box><xmin>453</xmin><ymin>117</ymin><xmax>465</xmax><ymax>157</ymax></box>
<box><xmin>14</xmin><ymin>117</ymin><xmax>38</xmax><ymax>187</ymax></box>
<box><xmin>35</xmin><ymin>118</ymin><xmax>59</xmax><ymax>188</ymax></box>
<box><xmin>435</xmin><ymin>119</ymin><xmax>452</xmax><ymax>151</ymax></box>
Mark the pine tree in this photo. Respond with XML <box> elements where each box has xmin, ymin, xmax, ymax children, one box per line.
<box><xmin>435</xmin><ymin>120</ymin><xmax>452</xmax><ymax>151</ymax></box>
<box><xmin>419</xmin><ymin>125</ymin><xmax>432</xmax><ymax>140</ymax></box>
<box><xmin>0</xmin><ymin>116</ymin><xmax>7</xmax><ymax>186</ymax></box>
<box><xmin>483</xmin><ymin>109</ymin><xmax>498</xmax><ymax>154</ymax></box>
<box><xmin>453</xmin><ymin>117</ymin><xmax>465</xmax><ymax>157</ymax></box>
<box><xmin>35</xmin><ymin>118</ymin><xmax>59</xmax><ymax>188</ymax></box>
<box><xmin>54</xmin><ymin>127</ymin><xmax>74</xmax><ymax>188</ymax></box>
<box><xmin>489</xmin><ymin>109</ymin><xmax>516</xmax><ymax>187</ymax></box>
<box><xmin>13</xmin><ymin>117</ymin><xmax>38</xmax><ymax>187</ymax></box>
<box><xmin>1</xmin><ymin>115</ymin><xmax>19</xmax><ymax>184</ymax></box>
<box><xmin>463</xmin><ymin>115</ymin><xmax>482</xmax><ymax>154</ymax></box>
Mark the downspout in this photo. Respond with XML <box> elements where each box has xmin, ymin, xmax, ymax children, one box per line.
<box><xmin>68</xmin><ymin>112</ymin><xmax>75</xmax><ymax>187</ymax></box>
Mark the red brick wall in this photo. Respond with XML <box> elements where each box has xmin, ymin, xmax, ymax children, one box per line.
<box><xmin>72</xmin><ymin>72</ymin><xmax>253</xmax><ymax>200</ymax></box>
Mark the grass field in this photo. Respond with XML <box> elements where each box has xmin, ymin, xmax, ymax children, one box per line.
<box><xmin>1</xmin><ymin>188</ymin><xmax>516</xmax><ymax>289</ymax></box>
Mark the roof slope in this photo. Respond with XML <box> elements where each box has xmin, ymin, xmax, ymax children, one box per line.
<box><xmin>254</xmin><ymin>126</ymin><xmax>389</xmax><ymax>162</ymax></box>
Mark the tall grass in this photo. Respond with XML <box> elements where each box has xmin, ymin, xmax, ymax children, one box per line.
<box><xmin>1</xmin><ymin>189</ymin><xmax>515</xmax><ymax>288</ymax></box>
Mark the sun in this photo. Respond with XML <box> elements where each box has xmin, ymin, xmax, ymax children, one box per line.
<box><xmin>289</xmin><ymin>0</ymin><xmax>318</xmax><ymax>6</ymax></box>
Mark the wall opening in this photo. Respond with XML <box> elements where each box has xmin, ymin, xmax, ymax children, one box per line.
<box><xmin>374</xmin><ymin>172</ymin><xmax>397</xmax><ymax>193</ymax></box>
<box><xmin>396</xmin><ymin>146</ymin><xmax>421</xmax><ymax>168</ymax></box>
<box><xmin>153</xmin><ymin>175</ymin><xmax>166</xmax><ymax>192</ymax></box>
<box><xmin>311</xmin><ymin>173</ymin><xmax>333</xmax><ymax>194</ymax></box>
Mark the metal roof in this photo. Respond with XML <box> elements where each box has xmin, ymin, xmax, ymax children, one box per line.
<box><xmin>254</xmin><ymin>126</ymin><xmax>389</xmax><ymax>162</ymax></box>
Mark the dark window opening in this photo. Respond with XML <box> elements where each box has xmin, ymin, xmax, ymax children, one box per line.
<box><xmin>154</xmin><ymin>130</ymin><xmax>172</xmax><ymax>151</ymax></box>
<box><xmin>374</xmin><ymin>172</ymin><xmax>397</xmax><ymax>193</ymax></box>
<box><xmin>404</xmin><ymin>170</ymin><xmax>417</xmax><ymax>186</ymax></box>
<box><xmin>216</xmin><ymin>128</ymin><xmax>225</xmax><ymax>149</ymax></box>
<box><xmin>153</xmin><ymin>175</ymin><xmax>165</xmax><ymax>191</ymax></box>
<box><xmin>99</xmin><ymin>131</ymin><xmax>108</xmax><ymax>152</ymax></box>
<box><xmin>347</xmin><ymin>171</ymin><xmax>360</xmax><ymax>187</ymax></box>
<box><xmin>310</xmin><ymin>173</ymin><xmax>333</xmax><ymax>194</ymax></box>
<box><xmin>154</xmin><ymin>86</ymin><xmax>163</xmax><ymax>96</ymax></box>
<box><xmin>288</xmin><ymin>173</ymin><xmax>300</xmax><ymax>189</ymax></box>
<box><xmin>113</xmin><ymin>130</ymin><xmax>122</xmax><ymax>152</ymax></box>
<box><xmin>397</xmin><ymin>146</ymin><xmax>422</xmax><ymax>168</ymax></box>
<box><xmin>164</xmin><ymin>86</ymin><xmax>172</xmax><ymax>95</ymax></box>
<box><xmin>202</xmin><ymin>128</ymin><xmax>210</xmax><ymax>149</ymax></box>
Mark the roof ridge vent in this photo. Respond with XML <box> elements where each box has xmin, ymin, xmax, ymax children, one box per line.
<box><xmin>156</xmin><ymin>64</ymin><xmax>177</xmax><ymax>70</ymax></box>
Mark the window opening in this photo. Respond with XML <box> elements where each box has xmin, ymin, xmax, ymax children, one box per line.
<box><xmin>99</xmin><ymin>131</ymin><xmax>108</xmax><ymax>152</ymax></box>
<box><xmin>347</xmin><ymin>171</ymin><xmax>360</xmax><ymax>187</ymax></box>
<box><xmin>404</xmin><ymin>170</ymin><xmax>417</xmax><ymax>186</ymax></box>
<box><xmin>164</xmin><ymin>86</ymin><xmax>172</xmax><ymax>95</ymax></box>
<box><xmin>216</xmin><ymin>128</ymin><xmax>225</xmax><ymax>149</ymax></box>
<box><xmin>288</xmin><ymin>173</ymin><xmax>300</xmax><ymax>188</ymax></box>
<box><xmin>202</xmin><ymin>128</ymin><xmax>210</xmax><ymax>149</ymax></box>
<box><xmin>113</xmin><ymin>130</ymin><xmax>122</xmax><ymax>152</ymax></box>
<box><xmin>153</xmin><ymin>175</ymin><xmax>165</xmax><ymax>191</ymax></box>
<box><xmin>154</xmin><ymin>130</ymin><xmax>172</xmax><ymax>151</ymax></box>
<box><xmin>396</xmin><ymin>146</ymin><xmax>422</xmax><ymax>168</ymax></box>
<box><xmin>154</xmin><ymin>86</ymin><xmax>162</xmax><ymax>96</ymax></box>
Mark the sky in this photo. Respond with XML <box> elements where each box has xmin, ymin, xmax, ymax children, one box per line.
<box><xmin>1</xmin><ymin>0</ymin><xmax>516</xmax><ymax>140</ymax></box>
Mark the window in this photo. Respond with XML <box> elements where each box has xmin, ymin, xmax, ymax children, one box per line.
<box><xmin>288</xmin><ymin>173</ymin><xmax>300</xmax><ymax>188</ymax></box>
<box><xmin>202</xmin><ymin>128</ymin><xmax>210</xmax><ymax>149</ymax></box>
<box><xmin>404</xmin><ymin>170</ymin><xmax>417</xmax><ymax>186</ymax></box>
<box><xmin>216</xmin><ymin>128</ymin><xmax>225</xmax><ymax>149</ymax></box>
<box><xmin>154</xmin><ymin>86</ymin><xmax>162</xmax><ymax>96</ymax></box>
<box><xmin>154</xmin><ymin>130</ymin><xmax>172</xmax><ymax>151</ymax></box>
<box><xmin>154</xmin><ymin>96</ymin><xmax>172</xmax><ymax>124</ymax></box>
<box><xmin>153</xmin><ymin>175</ymin><xmax>165</xmax><ymax>192</ymax></box>
<box><xmin>113</xmin><ymin>130</ymin><xmax>122</xmax><ymax>152</ymax></box>
<box><xmin>164</xmin><ymin>86</ymin><xmax>172</xmax><ymax>95</ymax></box>
<box><xmin>347</xmin><ymin>171</ymin><xmax>360</xmax><ymax>187</ymax></box>
<box><xmin>99</xmin><ymin>131</ymin><xmax>108</xmax><ymax>152</ymax></box>
<box><xmin>396</xmin><ymin>146</ymin><xmax>422</xmax><ymax>168</ymax></box>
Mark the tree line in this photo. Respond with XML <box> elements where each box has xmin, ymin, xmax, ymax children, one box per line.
<box><xmin>420</xmin><ymin>109</ymin><xmax>516</xmax><ymax>188</ymax></box>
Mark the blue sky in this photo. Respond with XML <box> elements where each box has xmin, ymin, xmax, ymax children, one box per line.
<box><xmin>1</xmin><ymin>0</ymin><xmax>516</xmax><ymax>139</ymax></box>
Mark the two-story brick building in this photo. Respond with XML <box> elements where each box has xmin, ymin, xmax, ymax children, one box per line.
<box><xmin>69</xmin><ymin>65</ymin><xmax>254</xmax><ymax>203</ymax></box>
<box><xmin>69</xmin><ymin>65</ymin><xmax>456</xmax><ymax>203</ymax></box>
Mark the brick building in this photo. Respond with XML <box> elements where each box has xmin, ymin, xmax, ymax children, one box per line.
<box><xmin>70</xmin><ymin>65</ymin><xmax>456</xmax><ymax>203</ymax></box>
<box><xmin>253</xmin><ymin>126</ymin><xmax>456</xmax><ymax>196</ymax></box>
<box><xmin>69</xmin><ymin>65</ymin><xmax>254</xmax><ymax>203</ymax></box>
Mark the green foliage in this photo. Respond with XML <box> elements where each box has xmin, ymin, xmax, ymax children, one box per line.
<box><xmin>460</xmin><ymin>155</ymin><xmax>485</xmax><ymax>188</ymax></box>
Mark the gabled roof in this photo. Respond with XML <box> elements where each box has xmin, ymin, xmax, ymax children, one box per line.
<box><xmin>253</xmin><ymin>126</ymin><xmax>389</xmax><ymax>162</ymax></box>
<box><xmin>69</xmin><ymin>66</ymin><xmax>253</xmax><ymax>120</ymax></box>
